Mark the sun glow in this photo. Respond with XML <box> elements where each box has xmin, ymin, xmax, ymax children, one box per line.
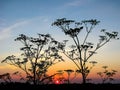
<box><xmin>55</xmin><ymin>80</ymin><xmax>60</xmax><ymax>84</ymax></box>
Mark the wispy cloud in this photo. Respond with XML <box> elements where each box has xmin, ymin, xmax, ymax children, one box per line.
<box><xmin>0</xmin><ymin>16</ymin><xmax>52</xmax><ymax>41</ymax></box>
<box><xmin>64</xmin><ymin>0</ymin><xmax>91</xmax><ymax>7</ymax></box>
<box><xmin>65</xmin><ymin>0</ymin><xmax>83</xmax><ymax>6</ymax></box>
<box><xmin>0</xmin><ymin>20</ymin><xmax>29</xmax><ymax>40</ymax></box>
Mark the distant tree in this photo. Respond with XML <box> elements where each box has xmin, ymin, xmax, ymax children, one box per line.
<box><xmin>97</xmin><ymin>66</ymin><xmax>117</xmax><ymax>84</ymax></box>
<box><xmin>52</xmin><ymin>18</ymin><xmax>119</xmax><ymax>84</ymax></box>
<box><xmin>1</xmin><ymin>34</ymin><xmax>64</xmax><ymax>85</ymax></box>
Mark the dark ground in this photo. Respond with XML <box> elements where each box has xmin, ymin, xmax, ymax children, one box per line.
<box><xmin>0</xmin><ymin>83</ymin><xmax>120</xmax><ymax>90</ymax></box>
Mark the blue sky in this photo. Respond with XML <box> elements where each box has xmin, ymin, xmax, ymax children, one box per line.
<box><xmin>0</xmin><ymin>0</ymin><xmax>120</xmax><ymax>81</ymax></box>
<box><xmin>1</xmin><ymin>0</ymin><xmax>120</xmax><ymax>35</ymax></box>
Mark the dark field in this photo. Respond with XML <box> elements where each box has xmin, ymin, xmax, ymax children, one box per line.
<box><xmin>0</xmin><ymin>83</ymin><xmax>120</xmax><ymax>90</ymax></box>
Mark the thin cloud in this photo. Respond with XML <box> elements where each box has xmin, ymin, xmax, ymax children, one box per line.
<box><xmin>65</xmin><ymin>0</ymin><xmax>83</xmax><ymax>6</ymax></box>
<box><xmin>0</xmin><ymin>16</ymin><xmax>51</xmax><ymax>41</ymax></box>
<box><xmin>64</xmin><ymin>0</ymin><xmax>91</xmax><ymax>7</ymax></box>
<box><xmin>0</xmin><ymin>20</ymin><xmax>29</xmax><ymax>40</ymax></box>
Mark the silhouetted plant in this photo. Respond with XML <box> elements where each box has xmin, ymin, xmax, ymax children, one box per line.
<box><xmin>0</xmin><ymin>73</ymin><xmax>12</xmax><ymax>83</ymax></box>
<box><xmin>75</xmin><ymin>61</ymin><xmax>97</xmax><ymax>83</ymax></box>
<box><xmin>64</xmin><ymin>69</ymin><xmax>74</xmax><ymax>84</ymax></box>
<box><xmin>52</xmin><ymin>18</ymin><xmax>119</xmax><ymax>84</ymax></box>
<box><xmin>97</xmin><ymin>66</ymin><xmax>117</xmax><ymax>84</ymax></box>
<box><xmin>1</xmin><ymin>34</ymin><xmax>64</xmax><ymax>85</ymax></box>
<box><xmin>55</xmin><ymin>70</ymin><xmax>65</xmax><ymax>84</ymax></box>
<box><xmin>12</xmin><ymin>71</ymin><xmax>25</xmax><ymax>82</ymax></box>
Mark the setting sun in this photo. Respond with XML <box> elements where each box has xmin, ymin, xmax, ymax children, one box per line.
<box><xmin>55</xmin><ymin>80</ymin><xmax>60</xmax><ymax>84</ymax></box>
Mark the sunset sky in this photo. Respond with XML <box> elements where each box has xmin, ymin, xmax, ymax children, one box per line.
<box><xmin>0</xmin><ymin>0</ymin><xmax>120</xmax><ymax>83</ymax></box>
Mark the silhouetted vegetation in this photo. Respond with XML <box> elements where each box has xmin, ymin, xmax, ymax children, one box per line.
<box><xmin>64</xmin><ymin>69</ymin><xmax>74</xmax><ymax>84</ymax></box>
<box><xmin>1</xmin><ymin>34</ymin><xmax>64</xmax><ymax>85</ymax></box>
<box><xmin>52</xmin><ymin>18</ymin><xmax>119</xmax><ymax>84</ymax></box>
<box><xmin>0</xmin><ymin>18</ymin><xmax>119</xmax><ymax>87</ymax></box>
<box><xmin>97</xmin><ymin>66</ymin><xmax>117</xmax><ymax>84</ymax></box>
<box><xmin>0</xmin><ymin>73</ymin><xmax>11</xmax><ymax>83</ymax></box>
